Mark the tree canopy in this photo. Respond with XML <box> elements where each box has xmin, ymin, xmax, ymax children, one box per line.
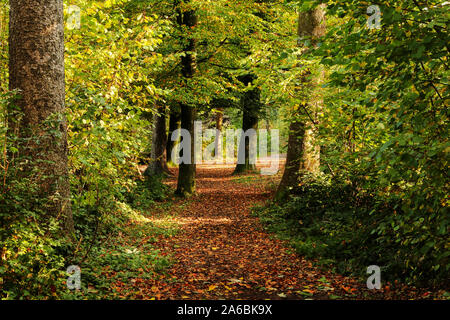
<box><xmin>0</xmin><ymin>0</ymin><xmax>448</xmax><ymax>300</ymax></box>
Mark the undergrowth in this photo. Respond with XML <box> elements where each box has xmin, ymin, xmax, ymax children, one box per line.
<box><xmin>253</xmin><ymin>174</ymin><xmax>449</xmax><ymax>289</ymax></box>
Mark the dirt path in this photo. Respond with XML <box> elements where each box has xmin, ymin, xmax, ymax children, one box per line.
<box><xmin>130</xmin><ymin>163</ymin><xmax>419</xmax><ymax>300</ymax></box>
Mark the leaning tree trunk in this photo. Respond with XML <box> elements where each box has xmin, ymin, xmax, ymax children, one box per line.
<box><xmin>166</xmin><ymin>103</ymin><xmax>181</xmax><ymax>164</ymax></box>
<box><xmin>145</xmin><ymin>104</ymin><xmax>171</xmax><ymax>177</ymax></box>
<box><xmin>234</xmin><ymin>74</ymin><xmax>260</xmax><ymax>174</ymax></box>
<box><xmin>175</xmin><ymin>1</ymin><xmax>197</xmax><ymax>196</ymax></box>
<box><xmin>276</xmin><ymin>5</ymin><xmax>326</xmax><ymax>199</ymax></box>
<box><xmin>8</xmin><ymin>0</ymin><xmax>74</xmax><ymax>236</ymax></box>
<box><xmin>275</xmin><ymin>120</ymin><xmax>305</xmax><ymax>200</ymax></box>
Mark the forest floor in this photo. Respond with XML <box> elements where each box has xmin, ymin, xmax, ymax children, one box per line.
<box><xmin>113</xmin><ymin>160</ymin><xmax>441</xmax><ymax>300</ymax></box>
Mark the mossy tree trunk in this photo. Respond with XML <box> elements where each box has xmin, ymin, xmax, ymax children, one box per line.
<box><xmin>8</xmin><ymin>0</ymin><xmax>74</xmax><ymax>237</ymax></box>
<box><xmin>276</xmin><ymin>120</ymin><xmax>305</xmax><ymax>200</ymax></box>
<box><xmin>276</xmin><ymin>5</ymin><xmax>326</xmax><ymax>199</ymax></box>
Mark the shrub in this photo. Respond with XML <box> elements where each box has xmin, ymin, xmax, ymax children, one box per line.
<box><xmin>255</xmin><ymin>173</ymin><xmax>449</xmax><ymax>287</ymax></box>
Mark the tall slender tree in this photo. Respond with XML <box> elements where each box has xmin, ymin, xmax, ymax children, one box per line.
<box><xmin>175</xmin><ymin>0</ymin><xmax>198</xmax><ymax>196</ymax></box>
<box><xmin>8</xmin><ymin>0</ymin><xmax>74</xmax><ymax>235</ymax></box>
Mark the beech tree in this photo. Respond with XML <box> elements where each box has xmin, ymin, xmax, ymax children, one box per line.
<box><xmin>276</xmin><ymin>5</ymin><xmax>326</xmax><ymax>199</ymax></box>
<box><xmin>234</xmin><ymin>74</ymin><xmax>261</xmax><ymax>174</ymax></box>
<box><xmin>213</xmin><ymin>107</ymin><xmax>223</xmax><ymax>158</ymax></box>
<box><xmin>8</xmin><ymin>0</ymin><xmax>74</xmax><ymax>235</ymax></box>
<box><xmin>175</xmin><ymin>0</ymin><xmax>197</xmax><ymax>196</ymax></box>
<box><xmin>145</xmin><ymin>103</ymin><xmax>171</xmax><ymax>177</ymax></box>
<box><xmin>166</xmin><ymin>103</ymin><xmax>181</xmax><ymax>164</ymax></box>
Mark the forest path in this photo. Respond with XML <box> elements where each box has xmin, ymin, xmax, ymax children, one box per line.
<box><xmin>132</xmin><ymin>161</ymin><xmax>393</xmax><ymax>300</ymax></box>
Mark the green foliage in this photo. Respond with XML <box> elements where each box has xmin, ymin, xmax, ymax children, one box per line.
<box><xmin>313</xmin><ymin>0</ymin><xmax>449</xmax><ymax>215</ymax></box>
<box><xmin>1</xmin><ymin>0</ymin><xmax>173</xmax><ymax>299</ymax></box>
<box><xmin>65</xmin><ymin>0</ymin><xmax>165</xmax><ymax>216</ymax></box>
<box><xmin>255</xmin><ymin>173</ymin><xmax>449</xmax><ymax>287</ymax></box>
<box><xmin>128</xmin><ymin>175</ymin><xmax>170</xmax><ymax>209</ymax></box>
<box><xmin>1</xmin><ymin>0</ymin><xmax>448</xmax><ymax>298</ymax></box>
<box><xmin>256</xmin><ymin>0</ymin><xmax>449</xmax><ymax>287</ymax></box>
<box><xmin>0</xmin><ymin>93</ymin><xmax>70</xmax><ymax>299</ymax></box>
<box><xmin>61</xmin><ymin>218</ymin><xmax>172</xmax><ymax>299</ymax></box>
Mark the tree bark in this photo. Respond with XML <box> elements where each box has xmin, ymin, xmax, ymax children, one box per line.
<box><xmin>276</xmin><ymin>5</ymin><xmax>326</xmax><ymax>199</ymax></box>
<box><xmin>234</xmin><ymin>74</ymin><xmax>260</xmax><ymax>174</ymax></box>
<box><xmin>213</xmin><ymin>107</ymin><xmax>223</xmax><ymax>157</ymax></box>
<box><xmin>8</xmin><ymin>0</ymin><xmax>74</xmax><ymax>236</ymax></box>
<box><xmin>166</xmin><ymin>103</ymin><xmax>181</xmax><ymax>164</ymax></box>
<box><xmin>175</xmin><ymin>1</ymin><xmax>197</xmax><ymax>196</ymax></box>
<box><xmin>298</xmin><ymin>6</ymin><xmax>326</xmax><ymax>175</ymax></box>
<box><xmin>176</xmin><ymin>103</ymin><xmax>196</xmax><ymax>196</ymax></box>
<box><xmin>145</xmin><ymin>103</ymin><xmax>171</xmax><ymax>177</ymax></box>
<box><xmin>301</xmin><ymin>91</ymin><xmax>323</xmax><ymax>173</ymax></box>
<box><xmin>276</xmin><ymin>120</ymin><xmax>305</xmax><ymax>199</ymax></box>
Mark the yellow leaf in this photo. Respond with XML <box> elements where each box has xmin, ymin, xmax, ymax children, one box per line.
<box><xmin>208</xmin><ymin>285</ymin><xmax>217</xmax><ymax>291</ymax></box>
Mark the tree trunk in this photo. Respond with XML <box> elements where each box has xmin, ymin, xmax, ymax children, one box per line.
<box><xmin>175</xmin><ymin>1</ymin><xmax>197</xmax><ymax>196</ymax></box>
<box><xmin>213</xmin><ymin>107</ymin><xmax>223</xmax><ymax>157</ymax></box>
<box><xmin>301</xmin><ymin>92</ymin><xmax>323</xmax><ymax>173</ymax></box>
<box><xmin>145</xmin><ymin>104</ymin><xmax>171</xmax><ymax>177</ymax></box>
<box><xmin>166</xmin><ymin>103</ymin><xmax>181</xmax><ymax>164</ymax></box>
<box><xmin>8</xmin><ymin>0</ymin><xmax>74</xmax><ymax>236</ymax></box>
<box><xmin>276</xmin><ymin>5</ymin><xmax>326</xmax><ymax>199</ymax></box>
<box><xmin>275</xmin><ymin>120</ymin><xmax>305</xmax><ymax>199</ymax></box>
<box><xmin>176</xmin><ymin>103</ymin><xmax>196</xmax><ymax>196</ymax></box>
<box><xmin>298</xmin><ymin>6</ymin><xmax>326</xmax><ymax>175</ymax></box>
<box><xmin>234</xmin><ymin>74</ymin><xmax>260</xmax><ymax>174</ymax></box>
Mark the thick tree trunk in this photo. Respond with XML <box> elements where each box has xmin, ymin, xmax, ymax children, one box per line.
<box><xmin>298</xmin><ymin>6</ymin><xmax>326</xmax><ymax>175</ymax></box>
<box><xmin>166</xmin><ymin>104</ymin><xmax>181</xmax><ymax>164</ymax></box>
<box><xmin>276</xmin><ymin>6</ymin><xmax>326</xmax><ymax>199</ymax></box>
<box><xmin>275</xmin><ymin>120</ymin><xmax>305</xmax><ymax>199</ymax></box>
<box><xmin>234</xmin><ymin>74</ymin><xmax>260</xmax><ymax>174</ymax></box>
<box><xmin>176</xmin><ymin>103</ymin><xmax>196</xmax><ymax>196</ymax></box>
<box><xmin>213</xmin><ymin>107</ymin><xmax>223</xmax><ymax>158</ymax></box>
<box><xmin>145</xmin><ymin>104</ymin><xmax>171</xmax><ymax>177</ymax></box>
<box><xmin>8</xmin><ymin>0</ymin><xmax>74</xmax><ymax>236</ymax></box>
<box><xmin>175</xmin><ymin>1</ymin><xmax>197</xmax><ymax>196</ymax></box>
<box><xmin>215</xmin><ymin>108</ymin><xmax>223</xmax><ymax>131</ymax></box>
<box><xmin>301</xmin><ymin>92</ymin><xmax>323</xmax><ymax>173</ymax></box>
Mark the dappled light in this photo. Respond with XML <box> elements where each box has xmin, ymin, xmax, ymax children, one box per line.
<box><xmin>0</xmin><ymin>0</ymin><xmax>447</xmax><ymax>304</ymax></box>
